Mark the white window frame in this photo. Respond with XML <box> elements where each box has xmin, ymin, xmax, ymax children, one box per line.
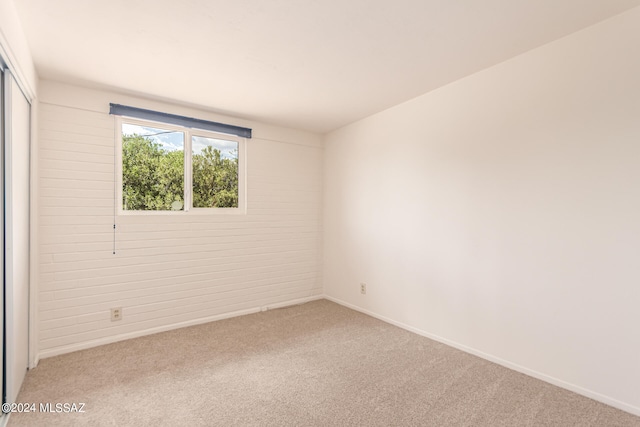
<box><xmin>116</xmin><ymin>116</ymin><xmax>246</xmax><ymax>215</ymax></box>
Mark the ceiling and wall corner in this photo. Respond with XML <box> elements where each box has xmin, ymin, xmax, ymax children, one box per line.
<box><xmin>323</xmin><ymin>4</ymin><xmax>640</xmax><ymax>416</ymax></box>
<box><xmin>13</xmin><ymin>0</ymin><xmax>640</xmax><ymax>133</ymax></box>
<box><xmin>0</xmin><ymin>0</ymin><xmax>37</xmax><ymax>97</ymax></box>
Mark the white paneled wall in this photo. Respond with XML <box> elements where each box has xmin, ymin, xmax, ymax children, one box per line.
<box><xmin>38</xmin><ymin>81</ymin><xmax>323</xmax><ymax>358</ymax></box>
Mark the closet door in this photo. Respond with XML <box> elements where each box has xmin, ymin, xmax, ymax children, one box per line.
<box><xmin>0</xmin><ymin>65</ymin><xmax>4</xmax><ymax>408</ymax></box>
<box><xmin>3</xmin><ymin>70</ymin><xmax>30</xmax><ymax>406</ymax></box>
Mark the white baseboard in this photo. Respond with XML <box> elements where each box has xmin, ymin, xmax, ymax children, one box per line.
<box><xmin>262</xmin><ymin>295</ymin><xmax>324</xmax><ymax>311</ymax></box>
<box><xmin>323</xmin><ymin>294</ymin><xmax>640</xmax><ymax>418</ymax></box>
<box><xmin>38</xmin><ymin>294</ymin><xmax>324</xmax><ymax>361</ymax></box>
<box><xmin>29</xmin><ymin>354</ymin><xmax>40</xmax><ymax>370</ymax></box>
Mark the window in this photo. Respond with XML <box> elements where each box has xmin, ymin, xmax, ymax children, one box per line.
<box><xmin>117</xmin><ymin>117</ymin><xmax>245</xmax><ymax>213</ymax></box>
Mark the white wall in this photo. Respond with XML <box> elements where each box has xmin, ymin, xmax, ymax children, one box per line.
<box><xmin>37</xmin><ymin>80</ymin><xmax>323</xmax><ymax>358</ymax></box>
<box><xmin>0</xmin><ymin>0</ymin><xmax>37</xmax><ymax>97</ymax></box>
<box><xmin>323</xmin><ymin>7</ymin><xmax>640</xmax><ymax>416</ymax></box>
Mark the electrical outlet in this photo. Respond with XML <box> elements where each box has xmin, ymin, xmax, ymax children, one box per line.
<box><xmin>360</xmin><ymin>283</ymin><xmax>367</xmax><ymax>295</ymax></box>
<box><xmin>111</xmin><ymin>307</ymin><xmax>122</xmax><ymax>321</ymax></box>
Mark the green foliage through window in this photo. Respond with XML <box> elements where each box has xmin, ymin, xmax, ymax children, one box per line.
<box><xmin>122</xmin><ymin>131</ymin><xmax>239</xmax><ymax>211</ymax></box>
<box><xmin>192</xmin><ymin>145</ymin><xmax>239</xmax><ymax>208</ymax></box>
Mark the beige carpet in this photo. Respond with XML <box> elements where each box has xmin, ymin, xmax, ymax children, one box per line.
<box><xmin>8</xmin><ymin>300</ymin><xmax>640</xmax><ymax>426</ymax></box>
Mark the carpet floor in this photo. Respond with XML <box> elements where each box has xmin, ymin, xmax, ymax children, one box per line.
<box><xmin>8</xmin><ymin>299</ymin><xmax>640</xmax><ymax>426</ymax></box>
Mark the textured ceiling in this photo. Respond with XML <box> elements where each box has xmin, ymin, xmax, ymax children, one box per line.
<box><xmin>15</xmin><ymin>0</ymin><xmax>640</xmax><ymax>133</ymax></box>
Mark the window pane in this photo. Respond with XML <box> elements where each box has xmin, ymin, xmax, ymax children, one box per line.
<box><xmin>192</xmin><ymin>135</ymin><xmax>239</xmax><ymax>208</ymax></box>
<box><xmin>122</xmin><ymin>123</ymin><xmax>184</xmax><ymax>211</ymax></box>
